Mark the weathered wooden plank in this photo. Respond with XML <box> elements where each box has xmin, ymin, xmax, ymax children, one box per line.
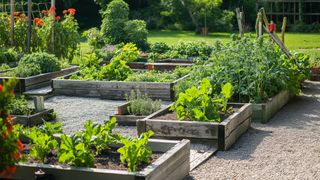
<box><xmin>146</xmin><ymin>119</ymin><xmax>219</xmax><ymax>139</ymax></box>
<box><xmin>24</xmin><ymin>66</ymin><xmax>79</xmax><ymax>86</ymax></box>
<box><xmin>13</xmin><ymin>109</ymin><xmax>54</xmax><ymax>126</ymax></box>
<box><xmin>142</xmin><ymin>139</ymin><xmax>190</xmax><ymax>180</ymax></box>
<box><xmin>111</xmin><ymin>115</ymin><xmax>145</xmax><ymax>126</ymax></box>
<box><xmin>220</xmin><ymin>103</ymin><xmax>252</xmax><ymax>137</ymax></box>
<box><xmin>223</xmin><ymin>117</ymin><xmax>251</xmax><ymax>150</ymax></box>
<box><xmin>190</xmin><ymin>146</ymin><xmax>217</xmax><ymax>171</ymax></box>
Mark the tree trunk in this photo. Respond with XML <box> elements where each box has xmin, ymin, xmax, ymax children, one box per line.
<box><xmin>178</xmin><ymin>0</ymin><xmax>200</xmax><ymax>34</ymax></box>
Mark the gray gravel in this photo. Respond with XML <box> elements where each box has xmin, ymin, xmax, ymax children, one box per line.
<box><xmin>44</xmin><ymin>96</ymin><xmax>137</xmax><ymax>136</ymax></box>
<box><xmin>187</xmin><ymin>82</ymin><xmax>320</xmax><ymax>180</ymax></box>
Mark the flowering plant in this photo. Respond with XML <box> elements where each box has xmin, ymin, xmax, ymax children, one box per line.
<box><xmin>35</xmin><ymin>6</ymin><xmax>80</xmax><ymax>62</ymax></box>
<box><xmin>0</xmin><ymin>79</ymin><xmax>23</xmax><ymax>177</ymax></box>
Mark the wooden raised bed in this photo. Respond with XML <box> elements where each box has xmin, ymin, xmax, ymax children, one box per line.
<box><xmin>110</xmin><ymin>102</ymin><xmax>147</xmax><ymax>126</ymax></box>
<box><xmin>137</xmin><ymin>103</ymin><xmax>252</xmax><ymax>150</ymax></box>
<box><xmin>156</xmin><ymin>58</ymin><xmax>195</xmax><ymax>64</ymax></box>
<box><xmin>0</xmin><ymin>66</ymin><xmax>79</xmax><ymax>93</ymax></box>
<box><xmin>13</xmin><ymin>109</ymin><xmax>54</xmax><ymax>126</ymax></box>
<box><xmin>147</xmin><ymin>63</ymin><xmax>192</xmax><ymax>71</ymax></box>
<box><xmin>53</xmin><ymin>74</ymin><xmax>188</xmax><ymax>101</ymax></box>
<box><xmin>243</xmin><ymin>90</ymin><xmax>292</xmax><ymax>123</ymax></box>
<box><xmin>11</xmin><ymin>139</ymin><xmax>190</xmax><ymax>180</ymax></box>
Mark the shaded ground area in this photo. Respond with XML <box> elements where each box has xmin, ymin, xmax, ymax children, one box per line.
<box><xmin>187</xmin><ymin>81</ymin><xmax>320</xmax><ymax>179</ymax></box>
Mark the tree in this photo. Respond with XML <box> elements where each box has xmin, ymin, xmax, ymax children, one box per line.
<box><xmin>161</xmin><ymin>0</ymin><xmax>226</xmax><ymax>33</ymax></box>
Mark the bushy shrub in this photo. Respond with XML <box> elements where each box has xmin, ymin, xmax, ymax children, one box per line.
<box><xmin>100</xmin><ymin>0</ymin><xmax>148</xmax><ymax>49</ymax></box>
<box><xmin>150</xmin><ymin>42</ymin><xmax>171</xmax><ymax>54</ymax></box>
<box><xmin>290</xmin><ymin>21</ymin><xmax>320</xmax><ymax>33</ymax></box>
<box><xmin>124</xmin><ymin>20</ymin><xmax>148</xmax><ymax>50</ymax></box>
<box><xmin>101</xmin><ymin>0</ymin><xmax>129</xmax><ymax>44</ymax></box>
<box><xmin>0</xmin><ymin>48</ymin><xmax>19</xmax><ymax>64</ymax></box>
<box><xmin>15</xmin><ymin>53</ymin><xmax>61</xmax><ymax>77</ymax></box>
<box><xmin>172</xmin><ymin>41</ymin><xmax>213</xmax><ymax>57</ymax></box>
<box><xmin>126</xmin><ymin>90</ymin><xmax>162</xmax><ymax>116</ymax></box>
<box><xmin>115</xmin><ymin>43</ymin><xmax>139</xmax><ymax>62</ymax></box>
<box><xmin>8</xmin><ymin>96</ymin><xmax>33</xmax><ymax>115</ymax></box>
<box><xmin>100</xmin><ymin>56</ymin><xmax>132</xmax><ymax>81</ymax></box>
<box><xmin>82</xmin><ymin>28</ymin><xmax>105</xmax><ymax>49</ymax></box>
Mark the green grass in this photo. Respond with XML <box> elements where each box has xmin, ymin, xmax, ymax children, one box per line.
<box><xmin>148</xmin><ymin>30</ymin><xmax>320</xmax><ymax>50</ymax></box>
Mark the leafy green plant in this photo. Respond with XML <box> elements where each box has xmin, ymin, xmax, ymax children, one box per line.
<box><xmin>100</xmin><ymin>56</ymin><xmax>132</xmax><ymax>81</ymax></box>
<box><xmin>82</xmin><ymin>27</ymin><xmax>105</xmax><ymax>50</ymax></box>
<box><xmin>124</xmin><ymin>20</ymin><xmax>148</xmax><ymax>50</ymax></box>
<box><xmin>0</xmin><ymin>64</ymin><xmax>10</xmax><ymax>71</ymax></box>
<box><xmin>171</xmin><ymin>78</ymin><xmax>232</xmax><ymax>122</ymax></box>
<box><xmin>117</xmin><ymin>130</ymin><xmax>154</xmax><ymax>172</ymax></box>
<box><xmin>93</xmin><ymin>117</ymin><xmax>120</xmax><ymax>154</ymax></box>
<box><xmin>150</xmin><ymin>42</ymin><xmax>171</xmax><ymax>54</ymax></box>
<box><xmin>0</xmin><ymin>48</ymin><xmax>19</xmax><ymax>64</ymax></box>
<box><xmin>8</xmin><ymin>95</ymin><xmax>33</xmax><ymax>115</ymax></box>
<box><xmin>126</xmin><ymin>90</ymin><xmax>162</xmax><ymax>116</ymax></box>
<box><xmin>15</xmin><ymin>52</ymin><xmax>61</xmax><ymax>77</ymax></box>
<box><xmin>58</xmin><ymin>134</ymin><xmax>94</xmax><ymax>167</ymax></box>
<box><xmin>27</xmin><ymin>129</ymin><xmax>58</xmax><ymax>163</ymax></box>
<box><xmin>115</xmin><ymin>43</ymin><xmax>139</xmax><ymax>63</ymax></box>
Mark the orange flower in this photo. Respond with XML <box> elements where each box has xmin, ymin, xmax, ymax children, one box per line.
<box><xmin>41</xmin><ymin>10</ymin><xmax>47</xmax><ymax>15</ymax></box>
<box><xmin>17</xmin><ymin>140</ymin><xmax>23</xmax><ymax>151</ymax></box>
<box><xmin>13</xmin><ymin>152</ymin><xmax>20</xmax><ymax>161</ymax></box>
<box><xmin>63</xmin><ymin>10</ymin><xmax>68</xmax><ymax>14</ymax></box>
<box><xmin>13</xmin><ymin>11</ymin><xmax>20</xmax><ymax>16</ymax></box>
<box><xmin>33</xmin><ymin>18</ymin><xmax>44</xmax><ymax>27</ymax></box>
<box><xmin>68</xmin><ymin>8</ymin><xmax>76</xmax><ymax>16</ymax></box>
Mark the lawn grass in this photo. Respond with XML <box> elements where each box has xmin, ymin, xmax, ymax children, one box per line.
<box><xmin>148</xmin><ymin>30</ymin><xmax>320</xmax><ymax>50</ymax></box>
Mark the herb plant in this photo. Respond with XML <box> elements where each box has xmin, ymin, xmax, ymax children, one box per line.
<box><xmin>126</xmin><ymin>90</ymin><xmax>162</xmax><ymax>116</ymax></box>
<box><xmin>117</xmin><ymin>130</ymin><xmax>154</xmax><ymax>172</ymax></box>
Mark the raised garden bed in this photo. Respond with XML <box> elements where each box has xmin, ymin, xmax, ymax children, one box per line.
<box><xmin>104</xmin><ymin>60</ymin><xmax>192</xmax><ymax>71</ymax></box>
<box><xmin>12</xmin><ymin>139</ymin><xmax>190</xmax><ymax>180</ymax></box>
<box><xmin>310</xmin><ymin>67</ymin><xmax>320</xmax><ymax>81</ymax></box>
<box><xmin>110</xmin><ymin>102</ymin><xmax>146</xmax><ymax>126</ymax></box>
<box><xmin>13</xmin><ymin>109</ymin><xmax>54</xmax><ymax>126</ymax></box>
<box><xmin>53</xmin><ymin>73</ymin><xmax>188</xmax><ymax>101</ymax></box>
<box><xmin>0</xmin><ymin>66</ymin><xmax>78</xmax><ymax>93</ymax></box>
<box><xmin>156</xmin><ymin>58</ymin><xmax>195</xmax><ymax>64</ymax></box>
<box><xmin>239</xmin><ymin>90</ymin><xmax>292</xmax><ymax>123</ymax></box>
<box><xmin>146</xmin><ymin>63</ymin><xmax>192</xmax><ymax>71</ymax></box>
<box><xmin>137</xmin><ymin>103</ymin><xmax>252</xmax><ymax>151</ymax></box>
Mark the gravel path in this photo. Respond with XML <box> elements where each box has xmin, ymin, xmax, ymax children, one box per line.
<box><xmin>187</xmin><ymin>82</ymin><xmax>320</xmax><ymax>180</ymax></box>
<box><xmin>44</xmin><ymin>96</ymin><xmax>138</xmax><ymax>136</ymax></box>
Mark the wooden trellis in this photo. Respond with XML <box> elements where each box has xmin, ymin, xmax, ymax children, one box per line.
<box><xmin>1</xmin><ymin>0</ymin><xmax>55</xmax><ymax>52</ymax></box>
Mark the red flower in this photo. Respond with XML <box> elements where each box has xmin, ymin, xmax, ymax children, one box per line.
<box><xmin>7</xmin><ymin>124</ymin><xmax>13</xmax><ymax>132</ymax></box>
<box><xmin>0</xmin><ymin>84</ymin><xmax>2</xmax><ymax>92</ymax></box>
<box><xmin>68</xmin><ymin>8</ymin><xmax>76</xmax><ymax>16</ymax></box>
<box><xmin>55</xmin><ymin>16</ymin><xmax>61</xmax><ymax>21</ymax></box>
<box><xmin>63</xmin><ymin>10</ymin><xmax>68</xmax><ymax>14</ymax></box>
<box><xmin>13</xmin><ymin>152</ymin><xmax>20</xmax><ymax>161</ymax></box>
<box><xmin>7</xmin><ymin>114</ymin><xmax>13</xmax><ymax>123</ymax></box>
<box><xmin>41</xmin><ymin>10</ymin><xmax>47</xmax><ymax>15</ymax></box>
<box><xmin>17</xmin><ymin>140</ymin><xmax>23</xmax><ymax>151</ymax></box>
